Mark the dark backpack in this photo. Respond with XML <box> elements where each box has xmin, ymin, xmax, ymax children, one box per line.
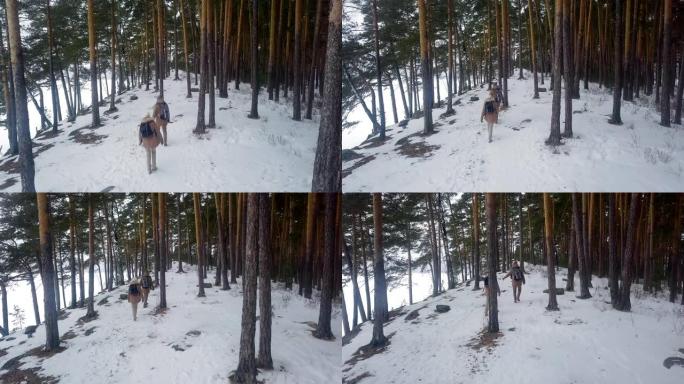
<box><xmin>140</xmin><ymin>121</ymin><xmax>154</xmax><ymax>138</ymax></box>
<box><xmin>512</xmin><ymin>267</ymin><xmax>523</xmax><ymax>281</ymax></box>
<box><xmin>484</xmin><ymin>101</ymin><xmax>496</xmax><ymax>114</ymax></box>
<box><xmin>142</xmin><ymin>276</ymin><xmax>152</xmax><ymax>289</ymax></box>
<box><xmin>129</xmin><ymin>284</ymin><xmax>139</xmax><ymax>295</ymax></box>
<box><xmin>160</xmin><ymin>102</ymin><xmax>169</xmax><ymax>121</ymax></box>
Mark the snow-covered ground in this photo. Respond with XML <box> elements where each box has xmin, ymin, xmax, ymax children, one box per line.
<box><xmin>0</xmin><ymin>73</ymin><xmax>320</xmax><ymax>192</ymax></box>
<box><xmin>343</xmin><ymin>71</ymin><xmax>684</xmax><ymax>192</ymax></box>
<box><xmin>342</xmin><ymin>264</ymin><xmax>684</xmax><ymax>384</ymax></box>
<box><xmin>0</xmin><ymin>263</ymin><xmax>340</xmax><ymax>384</ymax></box>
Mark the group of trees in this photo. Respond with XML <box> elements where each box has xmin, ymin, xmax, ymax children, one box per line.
<box><xmin>1</xmin><ymin>0</ymin><xmax>342</xmax><ymax>192</ymax></box>
<box><xmin>0</xmin><ymin>192</ymin><xmax>341</xmax><ymax>382</ymax></box>
<box><xmin>343</xmin><ymin>1</ymin><xmax>684</xmax><ymax>145</ymax></box>
<box><xmin>342</xmin><ymin>193</ymin><xmax>683</xmax><ymax>340</ymax></box>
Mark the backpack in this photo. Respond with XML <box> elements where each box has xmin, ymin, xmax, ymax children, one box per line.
<box><xmin>484</xmin><ymin>101</ymin><xmax>496</xmax><ymax>114</ymax></box>
<box><xmin>160</xmin><ymin>102</ymin><xmax>169</xmax><ymax>121</ymax></box>
<box><xmin>139</xmin><ymin>121</ymin><xmax>154</xmax><ymax>138</ymax></box>
<box><xmin>142</xmin><ymin>275</ymin><xmax>152</xmax><ymax>289</ymax></box>
<box><xmin>129</xmin><ymin>284</ymin><xmax>139</xmax><ymax>295</ymax></box>
<box><xmin>512</xmin><ymin>267</ymin><xmax>523</xmax><ymax>281</ymax></box>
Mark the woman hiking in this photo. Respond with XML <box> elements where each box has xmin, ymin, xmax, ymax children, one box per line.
<box><xmin>481</xmin><ymin>89</ymin><xmax>499</xmax><ymax>143</ymax></box>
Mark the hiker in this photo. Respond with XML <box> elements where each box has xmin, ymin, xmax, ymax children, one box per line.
<box><xmin>153</xmin><ymin>96</ymin><xmax>170</xmax><ymax>146</ymax></box>
<box><xmin>128</xmin><ymin>279</ymin><xmax>142</xmax><ymax>321</ymax></box>
<box><xmin>141</xmin><ymin>271</ymin><xmax>153</xmax><ymax>308</ymax></box>
<box><xmin>481</xmin><ymin>89</ymin><xmax>499</xmax><ymax>143</ymax></box>
<box><xmin>139</xmin><ymin>114</ymin><xmax>161</xmax><ymax>174</ymax></box>
<box><xmin>503</xmin><ymin>260</ymin><xmax>526</xmax><ymax>303</ymax></box>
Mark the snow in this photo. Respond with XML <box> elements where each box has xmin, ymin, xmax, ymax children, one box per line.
<box><xmin>0</xmin><ymin>72</ymin><xmax>320</xmax><ymax>192</ymax></box>
<box><xmin>0</xmin><ymin>263</ymin><xmax>341</xmax><ymax>384</ymax></box>
<box><xmin>343</xmin><ymin>70</ymin><xmax>684</xmax><ymax>192</ymax></box>
<box><xmin>342</xmin><ymin>264</ymin><xmax>684</xmax><ymax>384</ymax></box>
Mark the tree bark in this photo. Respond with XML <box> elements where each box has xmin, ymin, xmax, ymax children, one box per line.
<box><xmin>234</xmin><ymin>194</ymin><xmax>258</xmax><ymax>383</ymax></box>
<box><xmin>485</xmin><ymin>193</ymin><xmax>499</xmax><ymax>332</ymax></box>
<box><xmin>257</xmin><ymin>194</ymin><xmax>273</xmax><ymax>368</ymax></box>
<box><xmin>543</xmin><ymin>193</ymin><xmax>559</xmax><ymax>310</ymax></box>
<box><xmin>369</xmin><ymin>193</ymin><xmax>387</xmax><ymax>347</ymax></box>
<box><xmin>37</xmin><ymin>193</ymin><xmax>59</xmax><ymax>350</ymax></box>
<box><xmin>5</xmin><ymin>0</ymin><xmax>35</xmax><ymax>191</ymax></box>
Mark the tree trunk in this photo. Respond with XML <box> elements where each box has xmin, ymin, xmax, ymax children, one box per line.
<box><xmin>608</xmin><ymin>194</ymin><xmax>619</xmax><ymax>304</ymax></box>
<box><xmin>572</xmin><ymin>193</ymin><xmax>591</xmax><ymax>298</ymax></box>
<box><xmin>660</xmin><ymin>0</ymin><xmax>672</xmax><ymax>126</ymax></box>
<box><xmin>194</xmin><ymin>0</ymin><xmax>208</xmax><ymax>133</ymax></box>
<box><xmin>5</xmin><ymin>0</ymin><xmax>35</xmax><ymax>191</ymax></box>
<box><xmin>610</xmin><ymin>0</ymin><xmax>625</xmax><ymax>125</ymax></box>
<box><xmin>547</xmin><ymin>0</ymin><xmax>562</xmax><ymax>146</ymax></box>
<box><xmin>87</xmin><ymin>0</ymin><xmax>100</xmax><ymax>127</ymax></box>
<box><xmin>472</xmin><ymin>194</ymin><xmax>481</xmax><ymax>289</ymax></box>
<box><xmin>193</xmin><ymin>193</ymin><xmax>206</xmax><ymax>297</ymax></box>
<box><xmin>561</xmin><ymin>0</ymin><xmax>573</xmax><ymax>138</ymax></box>
<box><xmin>247</xmin><ymin>0</ymin><xmax>259</xmax><ymax>118</ymax></box>
<box><xmin>314</xmin><ymin>193</ymin><xmax>336</xmax><ymax>340</ymax></box>
<box><xmin>86</xmin><ymin>195</ymin><xmax>97</xmax><ymax>318</ymax></box>
<box><xmin>292</xmin><ymin>0</ymin><xmax>302</xmax><ymax>120</ymax></box>
<box><xmin>543</xmin><ymin>193</ymin><xmax>559</xmax><ymax>310</ymax></box>
<box><xmin>417</xmin><ymin>0</ymin><xmax>433</xmax><ymax>134</ymax></box>
<box><xmin>234</xmin><ymin>194</ymin><xmax>258</xmax><ymax>383</ymax></box>
<box><xmin>37</xmin><ymin>193</ymin><xmax>60</xmax><ymax>350</ymax></box>
<box><xmin>369</xmin><ymin>193</ymin><xmax>387</xmax><ymax>347</ymax></box>
<box><xmin>485</xmin><ymin>193</ymin><xmax>499</xmax><ymax>332</ymax></box>
<box><xmin>257</xmin><ymin>194</ymin><xmax>273</xmax><ymax>368</ymax></box>
<box><xmin>615</xmin><ymin>194</ymin><xmax>641</xmax><ymax>311</ymax></box>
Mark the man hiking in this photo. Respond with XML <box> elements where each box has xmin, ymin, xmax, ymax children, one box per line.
<box><xmin>502</xmin><ymin>260</ymin><xmax>526</xmax><ymax>303</ymax></box>
<box><xmin>139</xmin><ymin>114</ymin><xmax>161</xmax><ymax>174</ymax></box>
<box><xmin>481</xmin><ymin>88</ymin><xmax>499</xmax><ymax>143</ymax></box>
<box><xmin>140</xmin><ymin>270</ymin><xmax>153</xmax><ymax>308</ymax></box>
<box><xmin>153</xmin><ymin>96</ymin><xmax>170</xmax><ymax>146</ymax></box>
<box><xmin>128</xmin><ymin>279</ymin><xmax>142</xmax><ymax>321</ymax></box>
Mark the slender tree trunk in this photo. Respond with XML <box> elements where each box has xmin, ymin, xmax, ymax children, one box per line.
<box><xmin>417</xmin><ymin>0</ymin><xmax>433</xmax><ymax>134</ymax></box>
<box><xmin>561</xmin><ymin>0</ymin><xmax>573</xmax><ymax>137</ymax></box>
<box><xmin>660</xmin><ymin>0</ymin><xmax>672</xmax><ymax>126</ymax></box>
<box><xmin>314</xmin><ymin>193</ymin><xmax>336</xmax><ymax>340</ymax></box>
<box><xmin>615</xmin><ymin>194</ymin><xmax>641</xmax><ymax>311</ymax></box>
<box><xmin>247</xmin><ymin>0</ymin><xmax>259</xmax><ymax>119</ymax></box>
<box><xmin>194</xmin><ymin>0</ymin><xmax>207</xmax><ymax>133</ymax></box>
<box><xmin>473</xmin><ymin>194</ymin><xmax>481</xmax><ymax>289</ymax></box>
<box><xmin>5</xmin><ymin>0</ymin><xmax>34</xmax><ymax>191</ymax></box>
<box><xmin>37</xmin><ymin>193</ymin><xmax>60</xmax><ymax>350</ymax></box>
<box><xmin>87</xmin><ymin>0</ymin><xmax>100</xmax><ymax>127</ymax></box>
<box><xmin>485</xmin><ymin>193</ymin><xmax>499</xmax><ymax>332</ymax></box>
<box><xmin>543</xmin><ymin>193</ymin><xmax>559</xmax><ymax>310</ymax></box>
<box><xmin>85</xmin><ymin>195</ymin><xmax>97</xmax><ymax>318</ymax></box>
<box><xmin>234</xmin><ymin>194</ymin><xmax>258</xmax><ymax>383</ymax></box>
<box><xmin>312</xmin><ymin>0</ymin><xmax>341</xmax><ymax>192</ymax></box>
<box><xmin>610</xmin><ymin>0</ymin><xmax>625</xmax><ymax>124</ymax></box>
<box><xmin>292</xmin><ymin>0</ymin><xmax>302</xmax><ymax>120</ymax></box>
<box><xmin>369</xmin><ymin>193</ymin><xmax>387</xmax><ymax>347</ymax></box>
<box><xmin>193</xmin><ymin>193</ymin><xmax>206</xmax><ymax>297</ymax></box>
<box><xmin>257</xmin><ymin>194</ymin><xmax>273</xmax><ymax>368</ymax></box>
<box><xmin>547</xmin><ymin>0</ymin><xmax>563</xmax><ymax>145</ymax></box>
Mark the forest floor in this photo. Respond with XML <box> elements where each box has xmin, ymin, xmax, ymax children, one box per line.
<box><xmin>0</xmin><ymin>263</ymin><xmax>340</xmax><ymax>384</ymax></box>
<box><xmin>342</xmin><ymin>265</ymin><xmax>684</xmax><ymax>384</ymax></box>
<box><xmin>0</xmin><ymin>73</ymin><xmax>319</xmax><ymax>192</ymax></box>
<box><xmin>342</xmin><ymin>71</ymin><xmax>684</xmax><ymax>192</ymax></box>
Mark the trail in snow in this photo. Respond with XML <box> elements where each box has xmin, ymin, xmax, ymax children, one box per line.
<box><xmin>0</xmin><ymin>263</ymin><xmax>340</xmax><ymax>384</ymax></box>
<box><xmin>0</xmin><ymin>73</ymin><xmax>320</xmax><ymax>192</ymax></box>
<box><xmin>343</xmin><ymin>71</ymin><xmax>684</xmax><ymax>192</ymax></box>
<box><xmin>342</xmin><ymin>265</ymin><xmax>684</xmax><ymax>384</ymax></box>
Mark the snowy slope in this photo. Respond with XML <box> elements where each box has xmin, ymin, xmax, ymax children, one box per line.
<box><xmin>0</xmin><ymin>73</ymin><xmax>320</xmax><ymax>192</ymax></box>
<box><xmin>342</xmin><ymin>265</ymin><xmax>684</xmax><ymax>384</ymax></box>
<box><xmin>343</xmin><ymin>71</ymin><xmax>684</xmax><ymax>192</ymax></box>
<box><xmin>0</xmin><ymin>263</ymin><xmax>341</xmax><ymax>384</ymax></box>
